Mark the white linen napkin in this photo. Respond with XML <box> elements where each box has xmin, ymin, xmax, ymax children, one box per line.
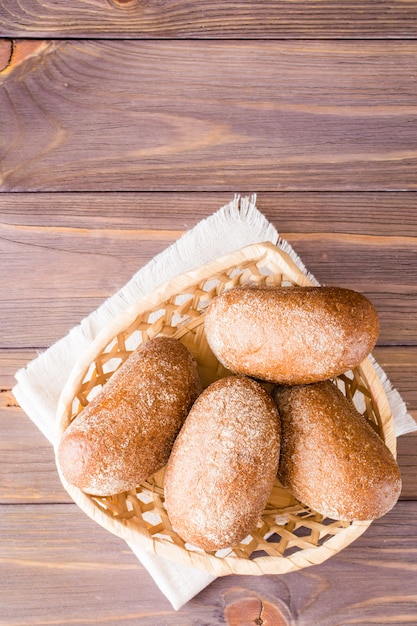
<box><xmin>13</xmin><ymin>195</ymin><xmax>417</xmax><ymax>610</ymax></box>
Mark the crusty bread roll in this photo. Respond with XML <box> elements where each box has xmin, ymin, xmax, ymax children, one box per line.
<box><xmin>164</xmin><ymin>376</ymin><xmax>280</xmax><ymax>551</ymax></box>
<box><xmin>204</xmin><ymin>286</ymin><xmax>379</xmax><ymax>385</ymax></box>
<box><xmin>272</xmin><ymin>381</ymin><xmax>402</xmax><ymax>520</ymax></box>
<box><xmin>57</xmin><ymin>336</ymin><xmax>201</xmax><ymax>496</ymax></box>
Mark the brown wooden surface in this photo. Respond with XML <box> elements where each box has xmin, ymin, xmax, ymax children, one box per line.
<box><xmin>1</xmin><ymin>503</ymin><xmax>417</xmax><ymax>625</ymax></box>
<box><xmin>1</xmin><ymin>1</ymin><xmax>417</xmax><ymax>39</ymax></box>
<box><xmin>1</xmin><ymin>2</ymin><xmax>417</xmax><ymax>623</ymax></box>
<box><xmin>1</xmin><ymin>41</ymin><xmax>417</xmax><ymax>191</ymax></box>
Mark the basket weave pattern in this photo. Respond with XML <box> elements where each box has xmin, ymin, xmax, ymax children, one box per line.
<box><xmin>56</xmin><ymin>243</ymin><xmax>396</xmax><ymax>576</ymax></box>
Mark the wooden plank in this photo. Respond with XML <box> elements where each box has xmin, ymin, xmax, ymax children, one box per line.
<box><xmin>1</xmin><ymin>2</ymin><xmax>417</xmax><ymax>39</ymax></box>
<box><xmin>397</xmin><ymin>433</ymin><xmax>417</xmax><ymax>500</ymax></box>
<box><xmin>1</xmin><ymin>502</ymin><xmax>416</xmax><ymax>624</ymax></box>
<box><xmin>0</xmin><ymin>39</ymin><xmax>11</xmax><ymax>72</ymax></box>
<box><xmin>1</xmin><ymin>193</ymin><xmax>416</xmax><ymax>348</ymax></box>
<box><xmin>0</xmin><ymin>405</ymin><xmax>72</xmax><ymax>504</ymax></box>
<box><xmin>2</xmin><ymin>191</ymin><xmax>417</xmax><ymax>235</ymax></box>
<box><xmin>0</xmin><ymin>351</ymin><xmax>72</xmax><ymax>503</ymax></box>
<box><xmin>373</xmin><ymin>346</ymin><xmax>417</xmax><ymax>419</ymax></box>
<box><xmin>1</xmin><ymin>347</ymin><xmax>415</xmax><ymax>503</ymax></box>
<box><xmin>2</xmin><ymin>41</ymin><xmax>417</xmax><ymax>192</ymax></box>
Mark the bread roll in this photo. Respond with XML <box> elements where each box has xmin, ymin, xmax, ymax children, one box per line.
<box><xmin>164</xmin><ymin>376</ymin><xmax>280</xmax><ymax>551</ymax></box>
<box><xmin>57</xmin><ymin>336</ymin><xmax>201</xmax><ymax>496</ymax></box>
<box><xmin>204</xmin><ymin>285</ymin><xmax>379</xmax><ymax>385</ymax></box>
<box><xmin>272</xmin><ymin>381</ymin><xmax>401</xmax><ymax>520</ymax></box>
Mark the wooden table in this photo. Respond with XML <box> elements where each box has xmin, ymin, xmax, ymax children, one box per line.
<box><xmin>1</xmin><ymin>3</ymin><xmax>417</xmax><ymax>624</ymax></box>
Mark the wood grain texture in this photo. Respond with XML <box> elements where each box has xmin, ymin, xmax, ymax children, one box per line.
<box><xmin>2</xmin><ymin>190</ymin><xmax>417</xmax><ymax>234</ymax></box>
<box><xmin>1</xmin><ymin>193</ymin><xmax>416</xmax><ymax>348</ymax></box>
<box><xmin>1</xmin><ymin>1</ymin><xmax>417</xmax><ymax>39</ymax></box>
<box><xmin>1</xmin><ymin>502</ymin><xmax>416</xmax><ymax>625</ymax></box>
<box><xmin>2</xmin><ymin>41</ymin><xmax>417</xmax><ymax>191</ymax></box>
<box><xmin>0</xmin><ymin>39</ymin><xmax>11</xmax><ymax>72</ymax></box>
<box><xmin>0</xmin><ymin>40</ymin><xmax>50</xmax><ymax>76</ymax></box>
<box><xmin>0</xmin><ymin>406</ymin><xmax>71</xmax><ymax>504</ymax></box>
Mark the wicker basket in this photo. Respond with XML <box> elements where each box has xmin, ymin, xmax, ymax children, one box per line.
<box><xmin>55</xmin><ymin>242</ymin><xmax>397</xmax><ymax>577</ymax></box>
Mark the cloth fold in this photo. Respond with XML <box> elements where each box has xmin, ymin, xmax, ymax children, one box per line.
<box><xmin>13</xmin><ymin>195</ymin><xmax>417</xmax><ymax>610</ymax></box>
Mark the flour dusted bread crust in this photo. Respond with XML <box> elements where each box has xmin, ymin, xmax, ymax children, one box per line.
<box><xmin>204</xmin><ymin>286</ymin><xmax>380</xmax><ymax>385</ymax></box>
<box><xmin>57</xmin><ymin>336</ymin><xmax>201</xmax><ymax>496</ymax></box>
<box><xmin>164</xmin><ymin>376</ymin><xmax>281</xmax><ymax>551</ymax></box>
<box><xmin>272</xmin><ymin>381</ymin><xmax>402</xmax><ymax>521</ymax></box>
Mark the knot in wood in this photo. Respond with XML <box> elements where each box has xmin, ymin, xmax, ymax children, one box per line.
<box><xmin>110</xmin><ymin>0</ymin><xmax>139</xmax><ymax>8</ymax></box>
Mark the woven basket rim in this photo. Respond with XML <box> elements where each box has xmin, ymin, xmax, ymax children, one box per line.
<box><xmin>55</xmin><ymin>458</ymin><xmax>373</xmax><ymax>576</ymax></box>
<box><xmin>55</xmin><ymin>242</ymin><xmax>396</xmax><ymax>576</ymax></box>
<box><xmin>56</xmin><ymin>242</ymin><xmax>310</xmax><ymax>433</ymax></box>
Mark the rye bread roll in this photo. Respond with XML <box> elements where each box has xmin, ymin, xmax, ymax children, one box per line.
<box><xmin>57</xmin><ymin>336</ymin><xmax>201</xmax><ymax>496</ymax></box>
<box><xmin>204</xmin><ymin>285</ymin><xmax>379</xmax><ymax>385</ymax></box>
<box><xmin>164</xmin><ymin>376</ymin><xmax>280</xmax><ymax>551</ymax></box>
<box><xmin>272</xmin><ymin>381</ymin><xmax>402</xmax><ymax>521</ymax></box>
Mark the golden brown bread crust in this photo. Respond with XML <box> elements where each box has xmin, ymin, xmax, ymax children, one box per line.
<box><xmin>204</xmin><ymin>286</ymin><xmax>380</xmax><ymax>385</ymax></box>
<box><xmin>164</xmin><ymin>376</ymin><xmax>281</xmax><ymax>551</ymax></box>
<box><xmin>272</xmin><ymin>381</ymin><xmax>402</xmax><ymax>521</ymax></box>
<box><xmin>57</xmin><ymin>336</ymin><xmax>201</xmax><ymax>496</ymax></box>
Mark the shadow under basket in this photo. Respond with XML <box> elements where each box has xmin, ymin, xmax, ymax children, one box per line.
<box><xmin>55</xmin><ymin>242</ymin><xmax>397</xmax><ymax>577</ymax></box>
